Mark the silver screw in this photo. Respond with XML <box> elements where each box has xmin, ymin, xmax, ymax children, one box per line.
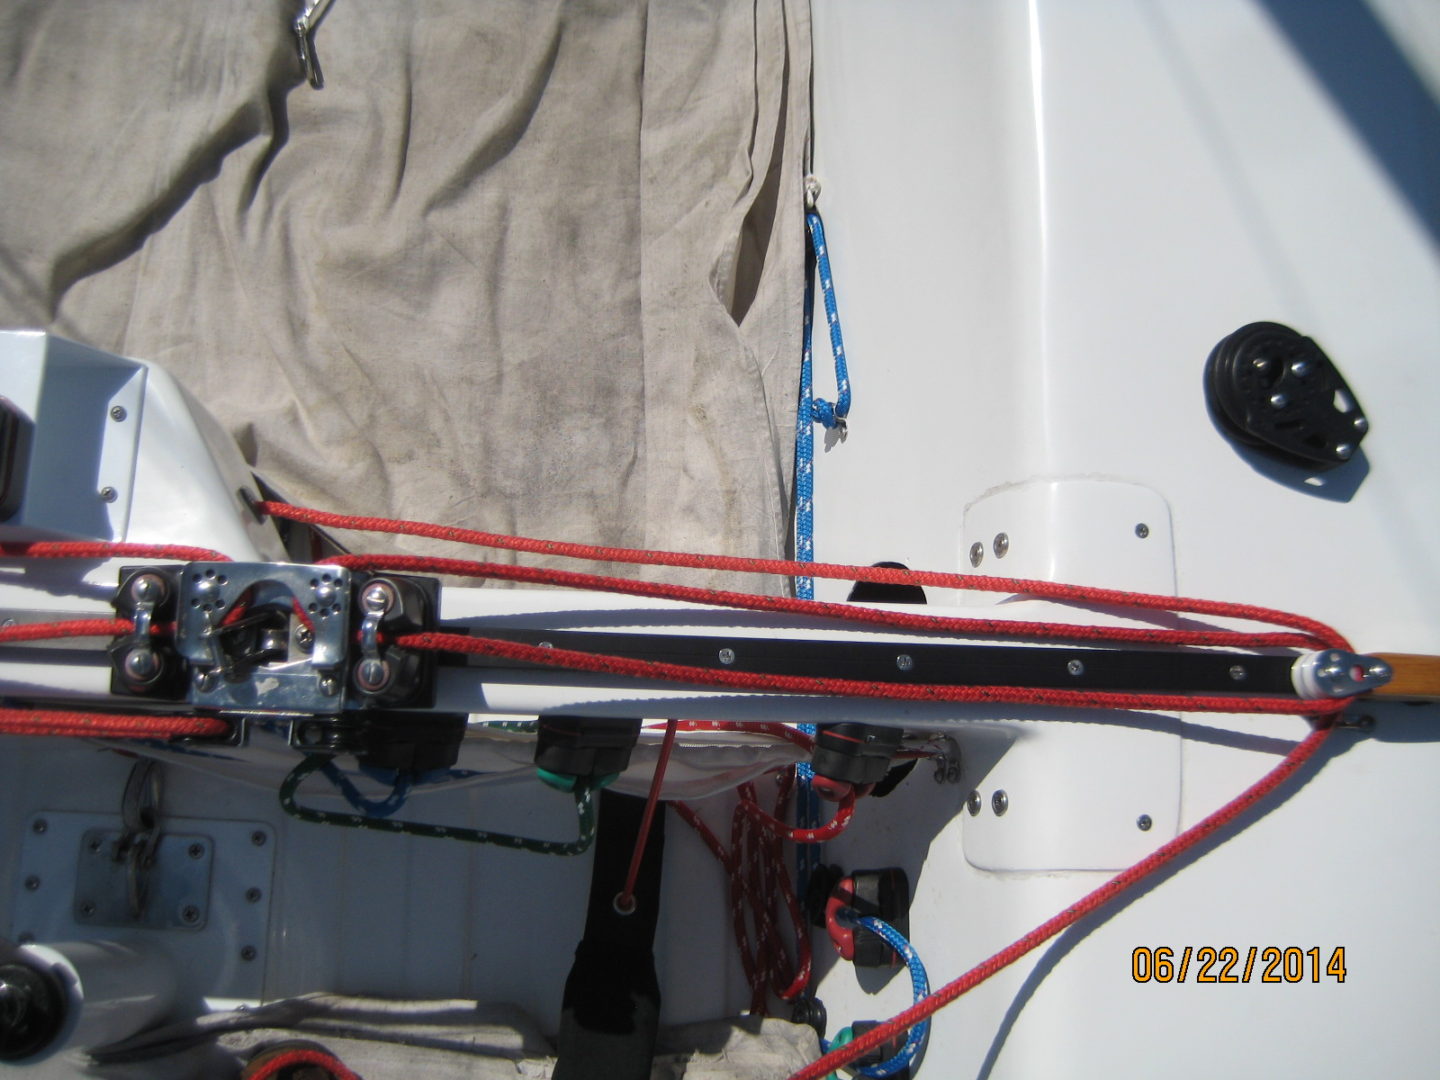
<box><xmin>1290</xmin><ymin>358</ymin><xmax>1313</xmax><ymax>377</ymax></box>
<box><xmin>992</xmin><ymin>533</ymin><xmax>1009</xmax><ymax>558</ymax></box>
<box><xmin>718</xmin><ymin>648</ymin><xmax>736</xmax><ymax>666</ymax></box>
<box><xmin>1251</xmin><ymin>356</ymin><xmax>1271</xmax><ymax>372</ymax></box>
<box><xmin>896</xmin><ymin>654</ymin><xmax>914</xmax><ymax>672</ymax></box>
<box><xmin>99</xmin><ymin>486</ymin><xmax>118</xmax><ymax>503</ymax></box>
<box><xmin>1368</xmin><ymin>661</ymin><xmax>1391</xmax><ymax>681</ymax></box>
<box><xmin>245</xmin><ymin>887</ymin><xmax>263</xmax><ymax>903</ymax></box>
<box><xmin>1353</xmin><ymin>416</ymin><xmax>1368</xmax><ymax>433</ymax></box>
<box><xmin>991</xmin><ymin>790</ymin><xmax>1009</xmax><ymax>816</ymax></box>
<box><xmin>79</xmin><ymin>901</ymin><xmax>96</xmax><ymax>917</ymax></box>
<box><xmin>32</xmin><ymin>819</ymin><xmax>47</xmax><ymax>835</ymax></box>
<box><xmin>1134</xmin><ymin>523</ymin><xmax>1150</xmax><ymax>539</ymax></box>
<box><xmin>180</xmin><ymin>905</ymin><xmax>200</xmax><ymax>925</ymax></box>
<box><xmin>967</xmin><ymin>791</ymin><xmax>982</xmax><ymax>816</ymax></box>
<box><xmin>362</xmin><ymin>581</ymin><xmax>395</xmax><ymax>614</ymax></box>
<box><xmin>239</xmin><ymin>945</ymin><xmax>257</xmax><ymax>962</ymax></box>
<box><xmin>318</xmin><ymin>674</ymin><xmax>340</xmax><ymax>696</ymax></box>
<box><xmin>1334</xmin><ymin>443</ymin><xmax>1354</xmax><ymax>461</ymax></box>
<box><xmin>194</xmin><ymin>669</ymin><xmax>219</xmax><ymax>693</ymax></box>
<box><xmin>1066</xmin><ymin>659</ymin><xmax>1085</xmax><ymax>677</ymax></box>
<box><xmin>1269</xmin><ymin>393</ymin><xmax>1288</xmax><ymax>409</ymax></box>
<box><xmin>130</xmin><ymin>574</ymin><xmax>165</xmax><ymax>604</ymax></box>
<box><xmin>295</xmin><ymin>625</ymin><xmax>315</xmax><ymax>653</ymax></box>
<box><xmin>123</xmin><ymin>647</ymin><xmax>162</xmax><ymax>683</ymax></box>
<box><xmin>23</xmin><ymin>875</ymin><xmax>40</xmax><ymax>891</ymax></box>
<box><xmin>187</xmin><ymin>843</ymin><xmax>205</xmax><ymax>860</ymax></box>
<box><xmin>250</xmin><ymin>830</ymin><xmax>267</xmax><ymax>847</ymax></box>
<box><xmin>968</xmin><ymin>542</ymin><xmax>984</xmax><ymax>568</ymax></box>
<box><xmin>1136</xmin><ymin>814</ymin><xmax>1153</xmax><ymax>831</ymax></box>
<box><xmin>109</xmin><ymin>405</ymin><xmax>128</xmax><ymax>421</ymax></box>
<box><xmin>355</xmin><ymin>658</ymin><xmax>391</xmax><ymax>694</ymax></box>
<box><xmin>1229</xmin><ymin>665</ymin><xmax>1247</xmax><ymax>681</ymax></box>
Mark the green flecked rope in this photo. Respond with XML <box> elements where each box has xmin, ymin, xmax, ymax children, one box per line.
<box><xmin>278</xmin><ymin>753</ymin><xmax>597</xmax><ymax>855</ymax></box>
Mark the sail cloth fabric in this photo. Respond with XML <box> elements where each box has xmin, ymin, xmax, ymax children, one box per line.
<box><xmin>0</xmin><ymin>0</ymin><xmax>811</xmax><ymax>594</ymax></box>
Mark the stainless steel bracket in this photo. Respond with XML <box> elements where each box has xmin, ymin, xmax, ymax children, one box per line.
<box><xmin>176</xmin><ymin>562</ymin><xmax>352</xmax><ymax>713</ymax></box>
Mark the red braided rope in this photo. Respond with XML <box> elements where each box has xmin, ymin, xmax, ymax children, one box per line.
<box><xmin>398</xmin><ymin>631</ymin><xmax>1348</xmax><ymax>717</ymax></box>
<box><xmin>0</xmin><ymin>618</ymin><xmax>135</xmax><ymax>644</ymax></box>
<box><xmin>265</xmin><ymin>502</ymin><xmax>1348</xmax><ymax>651</ymax></box>
<box><xmin>243</xmin><ymin>1047</ymin><xmax>361</xmax><ymax>1080</ymax></box>
<box><xmin>616</xmin><ymin>717</ymin><xmax>679</xmax><ymax>913</ymax></box>
<box><xmin>674</xmin><ymin>777</ymin><xmax>816</xmax><ymax>1013</ymax></box>
<box><xmin>0</xmin><ymin>708</ymin><xmax>229</xmax><ymax>739</ymax></box>
<box><xmin>324</xmin><ymin>553</ymin><xmax>1338</xmax><ymax>653</ymax></box>
<box><xmin>1</xmin><ymin>541</ymin><xmax>229</xmax><ymax>562</ymax></box>
<box><xmin>785</xmin><ymin>720</ymin><xmax>1337</xmax><ymax>1080</ymax></box>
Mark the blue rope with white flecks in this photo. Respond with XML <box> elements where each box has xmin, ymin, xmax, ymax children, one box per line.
<box><xmin>824</xmin><ymin>912</ymin><xmax>931</xmax><ymax>1078</ymax></box>
<box><xmin>795</xmin><ymin>181</ymin><xmax>852</xmax><ymax>899</ymax></box>
<box><xmin>795</xmin><ymin>193</ymin><xmax>852</xmax><ymax>601</ymax></box>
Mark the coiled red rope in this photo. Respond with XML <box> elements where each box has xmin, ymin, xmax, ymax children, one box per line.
<box><xmin>785</xmin><ymin>719</ymin><xmax>1337</xmax><ymax>1079</ymax></box>
<box><xmin>674</xmin><ymin>772</ymin><xmax>831</xmax><ymax>1013</ymax></box>
<box><xmin>243</xmin><ymin>1046</ymin><xmax>361</xmax><ymax>1080</ymax></box>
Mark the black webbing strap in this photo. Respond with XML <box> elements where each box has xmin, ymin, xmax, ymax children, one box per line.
<box><xmin>553</xmin><ymin>789</ymin><xmax>664</xmax><ymax>1080</ymax></box>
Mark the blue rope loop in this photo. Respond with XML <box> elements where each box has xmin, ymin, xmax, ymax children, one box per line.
<box><xmin>823</xmin><ymin>910</ymin><xmax>931</xmax><ymax>1078</ymax></box>
<box><xmin>795</xmin><ymin>200</ymin><xmax>851</xmax><ymax>602</ymax></box>
<box><xmin>320</xmin><ymin>759</ymin><xmax>413</xmax><ymax>818</ymax></box>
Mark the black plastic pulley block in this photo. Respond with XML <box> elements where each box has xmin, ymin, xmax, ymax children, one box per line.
<box><xmin>825</xmin><ymin>867</ymin><xmax>911</xmax><ymax>968</ymax></box>
<box><xmin>0</xmin><ymin>959</ymin><xmax>67</xmax><ymax>1062</ymax></box>
<box><xmin>535</xmin><ymin>716</ymin><xmax>642</xmax><ymax>791</ymax></box>
<box><xmin>790</xmin><ymin>995</ymin><xmax>827</xmax><ymax>1039</ymax></box>
<box><xmin>1205</xmin><ymin>321</ymin><xmax>1368</xmax><ymax>469</ymax></box>
<box><xmin>811</xmin><ymin>723</ymin><xmax>904</xmax><ymax>790</ymax></box>
<box><xmin>849</xmin><ymin>1021</ymin><xmax>911</xmax><ymax>1077</ymax></box>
